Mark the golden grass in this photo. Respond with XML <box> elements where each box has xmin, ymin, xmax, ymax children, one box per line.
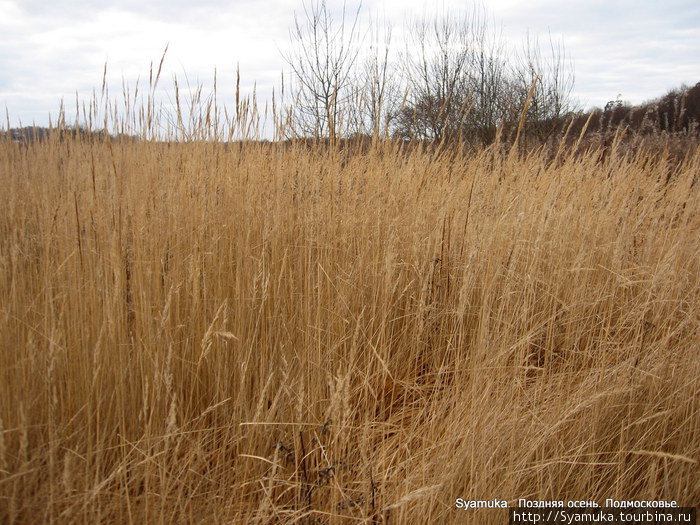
<box><xmin>0</xmin><ymin>134</ymin><xmax>698</xmax><ymax>523</ymax></box>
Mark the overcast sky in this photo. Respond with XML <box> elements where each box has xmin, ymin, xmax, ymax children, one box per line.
<box><xmin>1</xmin><ymin>0</ymin><xmax>698</xmax><ymax>129</ymax></box>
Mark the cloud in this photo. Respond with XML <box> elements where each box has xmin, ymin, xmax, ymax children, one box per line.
<box><xmin>486</xmin><ymin>0</ymin><xmax>700</xmax><ymax>107</ymax></box>
<box><xmin>1</xmin><ymin>0</ymin><xmax>698</xmax><ymax>128</ymax></box>
<box><xmin>1</xmin><ymin>0</ymin><xmax>296</xmax><ymax>126</ymax></box>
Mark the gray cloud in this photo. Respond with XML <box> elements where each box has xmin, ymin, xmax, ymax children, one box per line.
<box><xmin>1</xmin><ymin>0</ymin><xmax>698</xmax><ymax>128</ymax></box>
<box><xmin>491</xmin><ymin>0</ymin><xmax>699</xmax><ymax>107</ymax></box>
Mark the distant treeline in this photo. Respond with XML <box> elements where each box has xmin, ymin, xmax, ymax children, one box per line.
<box><xmin>295</xmin><ymin>81</ymin><xmax>700</xmax><ymax>152</ymax></box>
<box><xmin>6</xmin><ymin>126</ymin><xmax>133</xmax><ymax>144</ymax></box>
<box><xmin>566</xmin><ymin>82</ymin><xmax>700</xmax><ymax>138</ymax></box>
<box><xmin>5</xmin><ymin>82</ymin><xmax>698</xmax><ymax>149</ymax></box>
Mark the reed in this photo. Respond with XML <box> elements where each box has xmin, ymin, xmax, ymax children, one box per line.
<box><xmin>0</xmin><ymin>86</ymin><xmax>698</xmax><ymax>523</ymax></box>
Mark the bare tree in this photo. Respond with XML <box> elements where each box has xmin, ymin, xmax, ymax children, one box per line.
<box><xmin>282</xmin><ymin>1</ymin><xmax>576</xmax><ymax>146</ymax></box>
<box><xmin>392</xmin><ymin>6</ymin><xmax>513</xmax><ymax>145</ymax></box>
<box><xmin>284</xmin><ymin>0</ymin><xmax>362</xmax><ymax>142</ymax></box>
<box><xmin>396</xmin><ymin>12</ymin><xmax>475</xmax><ymax>142</ymax></box>
<box><xmin>391</xmin><ymin>7</ymin><xmax>575</xmax><ymax>146</ymax></box>
<box><xmin>343</xmin><ymin>16</ymin><xmax>399</xmax><ymax>141</ymax></box>
<box><xmin>509</xmin><ymin>32</ymin><xmax>576</xmax><ymax>141</ymax></box>
<box><xmin>462</xmin><ymin>12</ymin><xmax>510</xmax><ymax>143</ymax></box>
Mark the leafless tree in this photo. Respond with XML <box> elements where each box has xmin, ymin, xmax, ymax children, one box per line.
<box><xmin>508</xmin><ymin>32</ymin><xmax>576</xmax><ymax>141</ymax></box>
<box><xmin>396</xmin><ymin>12</ymin><xmax>475</xmax><ymax>142</ymax></box>
<box><xmin>391</xmin><ymin>7</ymin><xmax>575</xmax><ymax>146</ymax></box>
<box><xmin>346</xmin><ymin>17</ymin><xmax>399</xmax><ymax>140</ymax></box>
<box><xmin>282</xmin><ymin>1</ymin><xmax>576</xmax><ymax>146</ymax></box>
<box><xmin>284</xmin><ymin>0</ymin><xmax>362</xmax><ymax>142</ymax></box>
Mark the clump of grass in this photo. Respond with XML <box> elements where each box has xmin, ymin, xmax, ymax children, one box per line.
<box><xmin>0</xmin><ymin>84</ymin><xmax>698</xmax><ymax>524</ymax></box>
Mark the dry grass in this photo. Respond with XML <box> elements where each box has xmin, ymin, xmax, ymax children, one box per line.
<box><xmin>0</xmin><ymin>132</ymin><xmax>698</xmax><ymax>523</ymax></box>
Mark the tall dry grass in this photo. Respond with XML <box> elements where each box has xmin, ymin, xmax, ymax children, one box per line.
<box><xmin>0</xmin><ymin>126</ymin><xmax>698</xmax><ymax>523</ymax></box>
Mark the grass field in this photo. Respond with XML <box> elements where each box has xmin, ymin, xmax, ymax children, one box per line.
<box><xmin>0</xmin><ymin>131</ymin><xmax>698</xmax><ymax>523</ymax></box>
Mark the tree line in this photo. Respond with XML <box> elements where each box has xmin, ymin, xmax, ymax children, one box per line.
<box><xmin>282</xmin><ymin>0</ymin><xmax>576</xmax><ymax>146</ymax></box>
